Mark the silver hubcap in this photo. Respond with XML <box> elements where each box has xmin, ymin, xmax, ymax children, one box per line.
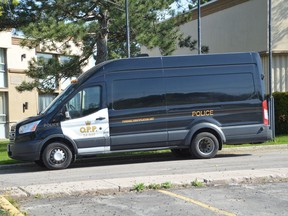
<box><xmin>198</xmin><ymin>137</ymin><xmax>215</xmax><ymax>155</ymax></box>
<box><xmin>50</xmin><ymin>149</ymin><xmax>66</xmax><ymax>164</ymax></box>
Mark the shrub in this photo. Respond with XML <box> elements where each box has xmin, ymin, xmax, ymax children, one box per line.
<box><xmin>273</xmin><ymin>92</ymin><xmax>288</xmax><ymax>135</ymax></box>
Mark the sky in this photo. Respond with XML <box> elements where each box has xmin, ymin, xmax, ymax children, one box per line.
<box><xmin>171</xmin><ymin>0</ymin><xmax>190</xmax><ymax>11</ymax></box>
<box><xmin>157</xmin><ymin>0</ymin><xmax>191</xmax><ymax>20</ymax></box>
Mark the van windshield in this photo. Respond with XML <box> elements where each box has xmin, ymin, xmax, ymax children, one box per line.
<box><xmin>40</xmin><ymin>83</ymin><xmax>78</xmax><ymax>115</ymax></box>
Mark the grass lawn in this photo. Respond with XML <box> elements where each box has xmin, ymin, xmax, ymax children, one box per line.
<box><xmin>223</xmin><ymin>135</ymin><xmax>288</xmax><ymax>148</ymax></box>
<box><xmin>0</xmin><ymin>140</ymin><xmax>22</xmax><ymax>165</ymax></box>
<box><xmin>1</xmin><ymin>135</ymin><xmax>287</xmax><ymax>165</ymax></box>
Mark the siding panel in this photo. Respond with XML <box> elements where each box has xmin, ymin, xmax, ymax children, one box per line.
<box><xmin>261</xmin><ymin>54</ymin><xmax>288</xmax><ymax>93</ymax></box>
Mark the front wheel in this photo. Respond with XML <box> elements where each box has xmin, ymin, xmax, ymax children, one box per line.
<box><xmin>190</xmin><ymin>132</ymin><xmax>219</xmax><ymax>159</ymax></box>
<box><xmin>42</xmin><ymin>142</ymin><xmax>73</xmax><ymax>170</ymax></box>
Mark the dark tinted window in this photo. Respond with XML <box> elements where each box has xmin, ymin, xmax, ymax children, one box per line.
<box><xmin>165</xmin><ymin>73</ymin><xmax>255</xmax><ymax>105</ymax></box>
<box><xmin>65</xmin><ymin>86</ymin><xmax>101</xmax><ymax>119</ymax></box>
<box><xmin>113</xmin><ymin>78</ymin><xmax>164</xmax><ymax>110</ymax></box>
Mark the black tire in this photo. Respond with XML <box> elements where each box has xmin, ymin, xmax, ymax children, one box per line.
<box><xmin>171</xmin><ymin>149</ymin><xmax>190</xmax><ymax>157</ymax></box>
<box><xmin>190</xmin><ymin>132</ymin><xmax>219</xmax><ymax>159</ymax></box>
<box><xmin>42</xmin><ymin>142</ymin><xmax>73</xmax><ymax>170</ymax></box>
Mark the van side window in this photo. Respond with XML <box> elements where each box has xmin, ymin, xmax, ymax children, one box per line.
<box><xmin>65</xmin><ymin>86</ymin><xmax>101</xmax><ymax>119</ymax></box>
<box><xmin>165</xmin><ymin>73</ymin><xmax>256</xmax><ymax>105</ymax></box>
<box><xmin>113</xmin><ymin>78</ymin><xmax>164</xmax><ymax>110</ymax></box>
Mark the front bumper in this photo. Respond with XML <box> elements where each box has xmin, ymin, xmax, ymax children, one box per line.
<box><xmin>8</xmin><ymin>139</ymin><xmax>41</xmax><ymax>161</ymax></box>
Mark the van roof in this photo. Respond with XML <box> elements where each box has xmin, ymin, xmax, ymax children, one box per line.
<box><xmin>78</xmin><ymin>52</ymin><xmax>260</xmax><ymax>82</ymax></box>
<box><xmin>105</xmin><ymin>52</ymin><xmax>259</xmax><ymax>72</ymax></box>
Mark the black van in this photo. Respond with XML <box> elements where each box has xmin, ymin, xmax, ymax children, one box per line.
<box><xmin>8</xmin><ymin>53</ymin><xmax>272</xmax><ymax>169</ymax></box>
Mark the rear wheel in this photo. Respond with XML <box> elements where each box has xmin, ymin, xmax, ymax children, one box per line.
<box><xmin>190</xmin><ymin>132</ymin><xmax>219</xmax><ymax>159</ymax></box>
<box><xmin>42</xmin><ymin>142</ymin><xmax>72</xmax><ymax>170</ymax></box>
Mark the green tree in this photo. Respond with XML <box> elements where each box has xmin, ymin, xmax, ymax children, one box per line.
<box><xmin>178</xmin><ymin>35</ymin><xmax>209</xmax><ymax>54</ymax></box>
<box><xmin>0</xmin><ymin>0</ymin><xmax>16</xmax><ymax>16</ymax></box>
<box><xmin>0</xmin><ymin>0</ymin><xmax>207</xmax><ymax>93</ymax></box>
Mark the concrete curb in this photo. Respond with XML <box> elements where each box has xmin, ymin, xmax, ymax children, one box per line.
<box><xmin>3</xmin><ymin>168</ymin><xmax>288</xmax><ymax>198</ymax></box>
<box><xmin>0</xmin><ymin>195</ymin><xmax>24</xmax><ymax>216</ymax></box>
<box><xmin>221</xmin><ymin>144</ymin><xmax>288</xmax><ymax>152</ymax></box>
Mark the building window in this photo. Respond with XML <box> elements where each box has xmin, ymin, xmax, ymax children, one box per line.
<box><xmin>59</xmin><ymin>55</ymin><xmax>72</xmax><ymax>64</ymax></box>
<box><xmin>0</xmin><ymin>48</ymin><xmax>7</xmax><ymax>88</ymax></box>
<box><xmin>36</xmin><ymin>53</ymin><xmax>77</xmax><ymax>111</ymax></box>
<box><xmin>37</xmin><ymin>53</ymin><xmax>53</xmax><ymax>63</ymax></box>
<box><xmin>36</xmin><ymin>53</ymin><xmax>58</xmax><ymax>90</ymax></box>
<box><xmin>38</xmin><ymin>94</ymin><xmax>57</xmax><ymax>113</ymax></box>
<box><xmin>0</xmin><ymin>92</ymin><xmax>7</xmax><ymax>138</ymax></box>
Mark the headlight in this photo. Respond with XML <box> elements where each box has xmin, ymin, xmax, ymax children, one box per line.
<box><xmin>19</xmin><ymin>120</ymin><xmax>41</xmax><ymax>134</ymax></box>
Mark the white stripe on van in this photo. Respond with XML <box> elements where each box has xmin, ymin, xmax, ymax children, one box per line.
<box><xmin>78</xmin><ymin>146</ymin><xmax>111</xmax><ymax>154</ymax></box>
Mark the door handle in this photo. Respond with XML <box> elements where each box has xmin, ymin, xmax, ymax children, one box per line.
<box><xmin>96</xmin><ymin>117</ymin><xmax>106</xmax><ymax>121</ymax></box>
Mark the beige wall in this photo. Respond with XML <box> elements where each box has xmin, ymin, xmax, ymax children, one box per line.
<box><xmin>142</xmin><ymin>0</ymin><xmax>269</xmax><ymax>56</ymax></box>
<box><xmin>0</xmin><ymin>31</ymin><xmax>95</xmax><ymax>137</ymax></box>
<box><xmin>4</xmin><ymin>33</ymin><xmax>39</xmax><ymax>124</ymax></box>
<box><xmin>146</xmin><ymin>0</ymin><xmax>288</xmax><ymax>54</ymax></box>
<box><xmin>8</xmin><ymin>43</ymin><xmax>36</xmax><ymax>70</ymax></box>
<box><xmin>8</xmin><ymin>72</ymin><xmax>38</xmax><ymax>123</ymax></box>
<box><xmin>197</xmin><ymin>0</ymin><xmax>267</xmax><ymax>54</ymax></box>
<box><xmin>0</xmin><ymin>32</ymin><xmax>12</xmax><ymax>48</ymax></box>
<box><xmin>272</xmin><ymin>0</ymin><xmax>288</xmax><ymax>50</ymax></box>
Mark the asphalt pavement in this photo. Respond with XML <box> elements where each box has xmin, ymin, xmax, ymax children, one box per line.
<box><xmin>0</xmin><ymin>144</ymin><xmax>288</xmax><ymax>216</ymax></box>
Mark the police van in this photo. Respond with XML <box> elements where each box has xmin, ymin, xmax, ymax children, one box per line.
<box><xmin>8</xmin><ymin>53</ymin><xmax>272</xmax><ymax>169</ymax></box>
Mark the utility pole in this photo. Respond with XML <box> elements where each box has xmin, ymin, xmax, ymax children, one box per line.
<box><xmin>268</xmin><ymin>0</ymin><xmax>272</xmax><ymax>96</ymax></box>
<box><xmin>197</xmin><ymin>0</ymin><xmax>201</xmax><ymax>54</ymax></box>
<box><xmin>125</xmin><ymin>0</ymin><xmax>131</xmax><ymax>58</ymax></box>
<box><xmin>268</xmin><ymin>0</ymin><xmax>275</xmax><ymax>139</ymax></box>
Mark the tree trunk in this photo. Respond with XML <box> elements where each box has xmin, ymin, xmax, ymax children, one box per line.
<box><xmin>96</xmin><ymin>11</ymin><xmax>108</xmax><ymax>65</ymax></box>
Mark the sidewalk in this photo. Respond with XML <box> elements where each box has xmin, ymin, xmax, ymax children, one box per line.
<box><xmin>2</xmin><ymin>168</ymin><xmax>288</xmax><ymax>198</ymax></box>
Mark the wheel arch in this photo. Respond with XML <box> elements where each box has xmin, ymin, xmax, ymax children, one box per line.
<box><xmin>40</xmin><ymin>135</ymin><xmax>78</xmax><ymax>162</ymax></box>
<box><xmin>185</xmin><ymin>123</ymin><xmax>226</xmax><ymax>150</ymax></box>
